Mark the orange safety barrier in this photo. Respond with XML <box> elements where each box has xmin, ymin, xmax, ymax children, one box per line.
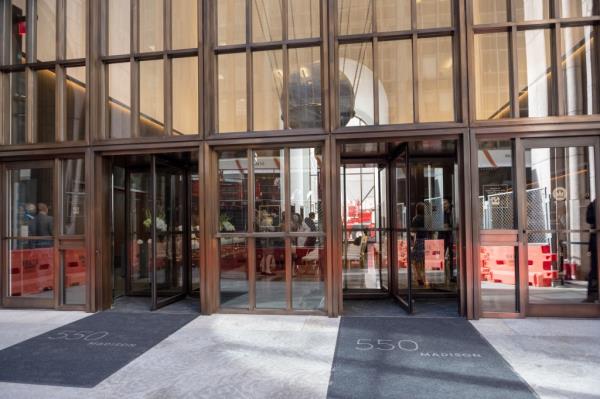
<box><xmin>10</xmin><ymin>247</ymin><xmax>54</xmax><ymax>296</ymax></box>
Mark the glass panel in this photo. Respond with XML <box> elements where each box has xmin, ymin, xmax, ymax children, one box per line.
<box><xmin>293</xmin><ymin>241</ymin><xmax>325</xmax><ymax>309</ymax></box>
<box><xmin>36</xmin><ymin>0</ymin><xmax>56</xmax><ymax>62</ymax></box>
<box><xmin>396</xmin><ymin>231</ymin><xmax>409</xmax><ymax>295</ymax></box>
<box><xmin>129</xmin><ymin>171</ymin><xmax>152</xmax><ymax>294</ymax></box>
<box><xmin>288</xmin><ymin>47</ymin><xmax>322</xmax><ymax>129</ymax></box>
<box><xmin>417</xmin><ymin>37</ymin><xmax>454</xmax><ymax>122</ymax></box>
<box><xmin>218</xmin><ymin>0</ymin><xmax>246</xmax><ymax>46</ymax></box>
<box><xmin>515</xmin><ymin>0</ymin><xmax>550</xmax><ymax>21</ymax></box>
<box><xmin>9</xmin><ymin>240</ymin><xmax>55</xmax><ymax>298</ymax></box>
<box><xmin>254</xmin><ymin>149</ymin><xmax>285</xmax><ymax>232</ymax></box>
<box><xmin>172</xmin><ymin>57</ymin><xmax>199</xmax><ymax>135</ymax></box>
<box><xmin>62</xmin><ymin>246</ymin><xmax>86</xmax><ymax>305</ymax></box>
<box><xmin>191</xmin><ymin>173</ymin><xmax>200</xmax><ymax>293</ymax></box>
<box><xmin>62</xmin><ymin>159</ymin><xmax>86</xmax><ymax>235</ymax></box>
<box><xmin>378</xmin><ymin>40</ymin><xmax>413</xmax><ymax>124</ymax></box>
<box><xmin>219</xmin><ymin>151</ymin><xmax>249</xmax><ymax>233</ymax></box>
<box><xmin>10</xmin><ymin>167</ymin><xmax>54</xmax><ymax>238</ymax></box>
<box><xmin>395</xmin><ymin>158</ymin><xmax>408</xmax><ymax>230</ymax></box>
<box><xmin>218</xmin><ymin>53</ymin><xmax>247</xmax><ymax>132</ymax></box>
<box><xmin>417</xmin><ymin>0</ymin><xmax>452</xmax><ymax>29</ymax></box>
<box><xmin>140</xmin><ymin>60</ymin><xmax>165</xmax><ymax>137</ymax></box>
<box><xmin>480</xmin><ymin>245</ymin><xmax>518</xmax><ymax>312</ymax></box>
<box><xmin>10</xmin><ymin>71</ymin><xmax>27</xmax><ymax>144</ymax></box>
<box><xmin>377</xmin><ymin>0</ymin><xmax>411</xmax><ymax>32</ymax></box>
<box><xmin>155</xmin><ymin>167</ymin><xmax>186</xmax><ymax>301</ymax></box>
<box><xmin>172</xmin><ymin>0</ymin><xmax>198</xmax><ymax>49</ymax></box>
<box><xmin>108</xmin><ymin>63</ymin><xmax>131</xmax><ymax>138</ymax></box>
<box><xmin>288</xmin><ymin>0</ymin><xmax>320</xmax><ymax>39</ymax></box>
<box><xmin>66</xmin><ymin>0</ymin><xmax>86</xmax><ymax>59</ymax></box>
<box><xmin>339</xmin><ymin>42</ymin><xmax>374</xmax><ymax>126</ymax></box>
<box><xmin>290</xmin><ymin>147</ymin><xmax>322</xmax><ymax>231</ymax></box>
<box><xmin>343</xmin><ymin>230</ymin><xmax>383</xmax><ymax>289</ymax></box>
<box><xmin>108</xmin><ymin>0</ymin><xmax>130</xmax><ymax>55</ymax></box>
<box><xmin>517</xmin><ymin>29</ymin><xmax>554</xmax><ymax>118</ymax></box>
<box><xmin>112</xmin><ymin>167</ymin><xmax>126</xmax><ymax>298</ymax></box>
<box><xmin>338</xmin><ymin>0</ymin><xmax>372</xmax><ymax>35</ymax></box>
<box><xmin>220</xmin><ymin>238</ymin><xmax>248</xmax><ymax>308</ymax></box>
<box><xmin>34</xmin><ymin>69</ymin><xmax>56</xmax><ymax>143</ymax></box>
<box><xmin>253</xmin><ymin>50</ymin><xmax>283</xmax><ymax>131</ymax></box>
<box><xmin>256</xmin><ymin>238</ymin><xmax>286</xmax><ymax>308</ymax></box>
<box><xmin>474</xmin><ymin>33</ymin><xmax>511</xmax><ymax>120</ymax></box>
<box><xmin>11</xmin><ymin>0</ymin><xmax>27</xmax><ymax>64</ymax></box>
<box><xmin>560</xmin><ymin>0</ymin><xmax>597</xmax><ymax>17</ymax></box>
<box><xmin>473</xmin><ymin>0</ymin><xmax>507</xmax><ymax>24</ymax></box>
<box><xmin>139</xmin><ymin>0</ymin><xmax>163</xmax><ymax>52</ymax></box>
<box><xmin>478</xmin><ymin>140</ymin><xmax>514</xmax><ymax>230</ymax></box>
<box><xmin>65</xmin><ymin>66</ymin><xmax>87</xmax><ymax>141</ymax></box>
<box><xmin>252</xmin><ymin>0</ymin><xmax>282</xmax><ymax>43</ymax></box>
<box><xmin>562</xmin><ymin>26</ymin><xmax>600</xmax><ymax>116</ymax></box>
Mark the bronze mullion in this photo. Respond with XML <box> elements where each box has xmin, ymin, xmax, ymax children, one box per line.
<box><xmin>372</xmin><ymin>36</ymin><xmax>379</xmax><ymax>126</ymax></box>
<box><xmin>53</xmin><ymin>158</ymin><xmax>60</xmax><ymax>308</ymax></box>
<box><xmin>247</xmin><ymin>148</ymin><xmax>256</xmax><ymax>310</ymax></box>
<box><xmin>165</xmin><ymin>0</ymin><xmax>172</xmax><ymax>51</ymax></box>
<box><xmin>27</xmin><ymin>0</ymin><xmax>35</xmax><ymax>63</ymax></box>
<box><xmin>552</xmin><ymin>19</ymin><xmax>565</xmax><ymax>116</ymax></box>
<box><xmin>509</xmin><ymin>25</ymin><xmax>520</xmax><ymax>118</ymax></box>
<box><xmin>327</xmin><ymin>0</ymin><xmax>336</xmax><ymax>132</ymax></box>
<box><xmin>246</xmin><ymin>0</ymin><xmax>253</xmax><ymax>132</ymax></box>
<box><xmin>515</xmin><ymin>138</ymin><xmax>527</xmax><ymax>316</ymax></box>
<box><xmin>26</xmin><ymin>68</ymin><xmax>35</xmax><ymax>144</ymax></box>
<box><xmin>56</xmin><ymin>66</ymin><xmax>65</xmax><ymax>142</ymax></box>
<box><xmin>165</xmin><ymin>55</ymin><xmax>173</xmax><ymax>136</ymax></box>
<box><xmin>282</xmin><ymin>0</ymin><xmax>289</xmax><ymax>129</ymax></box>
<box><xmin>284</xmin><ymin>147</ymin><xmax>292</xmax><ymax>309</ymax></box>
<box><xmin>57</xmin><ymin>0</ymin><xmax>66</xmax><ymax>61</ymax></box>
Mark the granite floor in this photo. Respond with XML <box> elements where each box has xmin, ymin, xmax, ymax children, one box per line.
<box><xmin>0</xmin><ymin>307</ymin><xmax>599</xmax><ymax>399</ymax></box>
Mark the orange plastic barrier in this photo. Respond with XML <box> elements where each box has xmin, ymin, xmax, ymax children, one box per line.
<box><xmin>10</xmin><ymin>248</ymin><xmax>54</xmax><ymax>296</ymax></box>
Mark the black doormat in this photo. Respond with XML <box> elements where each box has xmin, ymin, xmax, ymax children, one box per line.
<box><xmin>0</xmin><ymin>311</ymin><xmax>197</xmax><ymax>388</ymax></box>
<box><xmin>327</xmin><ymin>317</ymin><xmax>537</xmax><ymax>399</ymax></box>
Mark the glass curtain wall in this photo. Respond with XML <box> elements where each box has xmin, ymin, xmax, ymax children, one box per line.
<box><xmin>337</xmin><ymin>0</ymin><xmax>456</xmax><ymax>127</ymax></box>
<box><xmin>472</xmin><ymin>0</ymin><xmax>600</xmax><ymax>120</ymax></box>
<box><xmin>103</xmin><ymin>0</ymin><xmax>199</xmax><ymax>139</ymax></box>
<box><xmin>2</xmin><ymin>0</ymin><xmax>87</xmax><ymax>144</ymax></box>
<box><xmin>218</xmin><ymin>147</ymin><xmax>325</xmax><ymax>311</ymax></box>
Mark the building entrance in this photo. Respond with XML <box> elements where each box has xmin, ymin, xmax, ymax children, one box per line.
<box><xmin>110</xmin><ymin>153</ymin><xmax>200</xmax><ymax>311</ymax></box>
<box><xmin>341</xmin><ymin>140</ymin><xmax>461</xmax><ymax>315</ymax></box>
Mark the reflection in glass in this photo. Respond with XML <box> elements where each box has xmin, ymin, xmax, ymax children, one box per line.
<box><xmin>11</xmin><ymin>0</ymin><xmax>27</xmax><ymax>64</ymax></box>
<box><xmin>562</xmin><ymin>26</ymin><xmax>599</xmax><ymax>116</ymax></box>
<box><xmin>478</xmin><ymin>140</ymin><xmax>514</xmax><ymax>230</ymax></box>
<box><xmin>339</xmin><ymin>42</ymin><xmax>374</xmax><ymax>126</ymax></box>
<box><xmin>139</xmin><ymin>0</ymin><xmax>163</xmax><ymax>52</ymax></box>
<box><xmin>35</xmin><ymin>69</ymin><xmax>56</xmax><ymax>143</ymax></box>
<box><xmin>66</xmin><ymin>0</ymin><xmax>86</xmax><ymax>59</ymax></box>
<box><xmin>108</xmin><ymin>63</ymin><xmax>131</xmax><ymax>138</ymax></box>
<box><xmin>172</xmin><ymin>57</ymin><xmax>199</xmax><ymax>135</ymax></box>
<box><xmin>10</xmin><ymin>71</ymin><xmax>27</xmax><ymax>144</ymax></box>
<box><xmin>172</xmin><ymin>0</ymin><xmax>198</xmax><ymax>49</ymax></box>
<box><xmin>128</xmin><ymin>171</ymin><xmax>153</xmax><ymax>294</ymax></box>
<box><xmin>62</xmin><ymin>247</ymin><xmax>86</xmax><ymax>305</ymax></box>
<box><xmin>191</xmin><ymin>173</ymin><xmax>201</xmax><ymax>294</ymax></box>
<box><xmin>290</xmin><ymin>148</ymin><xmax>322</xmax><ymax>230</ymax></box>
<box><xmin>62</xmin><ymin>159</ymin><xmax>86</xmax><ymax>235</ymax></box>
<box><xmin>218</xmin><ymin>0</ymin><xmax>246</xmax><ymax>46</ymax></box>
<box><xmin>417</xmin><ymin>37</ymin><xmax>454</xmax><ymax>122</ymax></box>
<box><xmin>36</xmin><ymin>0</ymin><xmax>56</xmax><ymax>62</ymax></box>
<box><xmin>480</xmin><ymin>246</ymin><xmax>518</xmax><ymax>312</ymax></box>
<box><xmin>253</xmin><ymin>50</ymin><xmax>283</xmax><ymax>131</ymax></box>
<box><xmin>473</xmin><ymin>0</ymin><xmax>507</xmax><ymax>24</ymax></box>
<box><xmin>10</xmin><ymin>167</ymin><xmax>54</xmax><ymax>238</ymax></box>
<box><xmin>377</xmin><ymin>0</ymin><xmax>411</xmax><ymax>31</ymax></box>
<box><xmin>474</xmin><ymin>33</ymin><xmax>511</xmax><ymax>120</ymax></box>
<box><xmin>108</xmin><ymin>0</ymin><xmax>130</xmax><ymax>55</ymax></box>
<box><xmin>560</xmin><ymin>0</ymin><xmax>597</xmax><ymax>17</ymax></box>
<box><xmin>396</xmin><ymin>232</ymin><xmax>409</xmax><ymax>293</ymax></box>
<box><xmin>288</xmin><ymin>47</ymin><xmax>322</xmax><ymax>129</ymax></box>
<box><xmin>66</xmin><ymin>67</ymin><xmax>87</xmax><ymax>141</ymax></box>
<box><xmin>220</xmin><ymin>238</ymin><xmax>248</xmax><ymax>308</ymax></box>
<box><xmin>517</xmin><ymin>29</ymin><xmax>554</xmax><ymax>118</ymax></box>
<box><xmin>253</xmin><ymin>0</ymin><xmax>282</xmax><ymax>43</ymax></box>
<box><xmin>338</xmin><ymin>0</ymin><xmax>372</xmax><ymax>35</ymax></box>
<box><xmin>218</xmin><ymin>53</ymin><xmax>247</xmax><ymax>132</ymax></box>
<box><xmin>515</xmin><ymin>0</ymin><xmax>550</xmax><ymax>21</ymax></box>
<box><xmin>293</xmin><ymin>242</ymin><xmax>325</xmax><ymax>310</ymax></box>
<box><xmin>140</xmin><ymin>60</ymin><xmax>165</xmax><ymax>137</ymax></box>
<box><xmin>254</xmin><ymin>149</ymin><xmax>285</xmax><ymax>232</ymax></box>
<box><xmin>417</xmin><ymin>0</ymin><xmax>451</xmax><ymax>29</ymax></box>
<box><xmin>378</xmin><ymin>40</ymin><xmax>413</xmax><ymax>124</ymax></box>
<box><xmin>256</xmin><ymin>238</ymin><xmax>286</xmax><ymax>308</ymax></box>
<box><xmin>218</xmin><ymin>151</ymin><xmax>248</xmax><ymax>233</ymax></box>
<box><xmin>525</xmin><ymin>146</ymin><xmax>597</xmax><ymax>304</ymax></box>
<box><xmin>9</xmin><ymin>240</ymin><xmax>55</xmax><ymax>298</ymax></box>
<box><xmin>288</xmin><ymin>0</ymin><xmax>320</xmax><ymax>39</ymax></box>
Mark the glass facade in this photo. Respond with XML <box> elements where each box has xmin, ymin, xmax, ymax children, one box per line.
<box><xmin>0</xmin><ymin>1</ymin><xmax>598</xmax><ymax>318</ymax></box>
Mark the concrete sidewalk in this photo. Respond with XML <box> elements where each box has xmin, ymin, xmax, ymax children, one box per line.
<box><xmin>0</xmin><ymin>309</ymin><xmax>598</xmax><ymax>399</ymax></box>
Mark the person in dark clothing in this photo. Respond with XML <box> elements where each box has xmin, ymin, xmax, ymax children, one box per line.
<box><xmin>304</xmin><ymin>212</ymin><xmax>317</xmax><ymax>248</ymax></box>
<box><xmin>35</xmin><ymin>202</ymin><xmax>54</xmax><ymax>248</ymax></box>
<box><xmin>411</xmin><ymin>202</ymin><xmax>426</xmax><ymax>286</ymax></box>
<box><xmin>585</xmin><ymin>200</ymin><xmax>599</xmax><ymax>303</ymax></box>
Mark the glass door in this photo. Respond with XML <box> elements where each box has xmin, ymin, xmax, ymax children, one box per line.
<box><xmin>521</xmin><ymin>138</ymin><xmax>600</xmax><ymax>315</ymax></box>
